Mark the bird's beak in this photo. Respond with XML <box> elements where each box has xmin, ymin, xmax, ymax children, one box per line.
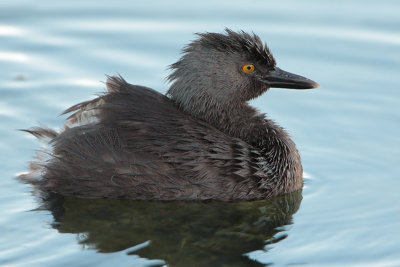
<box><xmin>262</xmin><ymin>67</ymin><xmax>319</xmax><ymax>89</ymax></box>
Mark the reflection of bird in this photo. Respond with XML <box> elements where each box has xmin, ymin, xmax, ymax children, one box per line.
<box><xmin>20</xmin><ymin>29</ymin><xmax>318</xmax><ymax>200</ymax></box>
<box><xmin>44</xmin><ymin>190</ymin><xmax>303</xmax><ymax>267</ymax></box>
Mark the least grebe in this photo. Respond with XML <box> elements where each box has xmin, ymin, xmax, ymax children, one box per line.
<box><xmin>20</xmin><ymin>29</ymin><xmax>318</xmax><ymax>201</ymax></box>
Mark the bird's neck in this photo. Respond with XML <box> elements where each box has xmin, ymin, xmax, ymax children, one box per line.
<box><xmin>170</xmin><ymin>92</ymin><xmax>285</xmax><ymax>147</ymax></box>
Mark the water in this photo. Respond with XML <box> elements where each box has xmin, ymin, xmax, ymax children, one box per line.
<box><xmin>1</xmin><ymin>0</ymin><xmax>399</xmax><ymax>266</ymax></box>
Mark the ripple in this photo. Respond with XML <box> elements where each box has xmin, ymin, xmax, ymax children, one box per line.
<box><xmin>0</xmin><ymin>25</ymin><xmax>25</xmax><ymax>36</ymax></box>
<box><xmin>267</xmin><ymin>24</ymin><xmax>400</xmax><ymax>45</ymax></box>
<box><xmin>0</xmin><ymin>52</ymin><xmax>30</xmax><ymax>63</ymax></box>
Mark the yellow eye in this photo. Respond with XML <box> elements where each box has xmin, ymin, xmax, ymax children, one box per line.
<box><xmin>242</xmin><ymin>64</ymin><xmax>255</xmax><ymax>74</ymax></box>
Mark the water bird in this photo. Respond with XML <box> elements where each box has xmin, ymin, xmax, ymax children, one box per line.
<box><xmin>20</xmin><ymin>29</ymin><xmax>319</xmax><ymax>201</ymax></box>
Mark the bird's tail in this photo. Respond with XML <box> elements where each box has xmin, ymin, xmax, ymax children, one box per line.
<box><xmin>18</xmin><ymin>126</ymin><xmax>58</xmax><ymax>184</ymax></box>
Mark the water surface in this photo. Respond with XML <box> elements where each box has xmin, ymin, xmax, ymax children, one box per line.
<box><xmin>1</xmin><ymin>0</ymin><xmax>399</xmax><ymax>266</ymax></box>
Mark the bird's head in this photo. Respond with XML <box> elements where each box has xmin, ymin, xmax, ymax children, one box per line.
<box><xmin>167</xmin><ymin>29</ymin><xmax>319</xmax><ymax>111</ymax></box>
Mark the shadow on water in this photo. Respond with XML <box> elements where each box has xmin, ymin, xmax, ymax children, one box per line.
<box><xmin>36</xmin><ymin>190</ymin><xmax>302</xmax><ymax>267</ymax></box>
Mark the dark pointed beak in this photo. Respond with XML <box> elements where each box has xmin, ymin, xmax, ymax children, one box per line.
<box><xmin>262</xmin><ymin>67</ymin><xmax>320</xmax><ymax>89</ymax></box>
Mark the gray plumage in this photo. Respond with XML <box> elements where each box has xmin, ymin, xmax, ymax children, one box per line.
<box><xmin>20</xmin><ymin>29</ymin><xmax>318</xmax><ymax>201</ymax></box>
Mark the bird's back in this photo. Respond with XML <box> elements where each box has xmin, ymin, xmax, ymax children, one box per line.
<box><xmin>21</xmin><ymin>77</ymin><xmax>266</xmax><ymax>200</ymax></box>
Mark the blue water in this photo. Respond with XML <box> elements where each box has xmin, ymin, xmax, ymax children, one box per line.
<box><xmin>1</xmin><ymin>0</ymin><xmax>400</xmax><ymax>266</ymax></box>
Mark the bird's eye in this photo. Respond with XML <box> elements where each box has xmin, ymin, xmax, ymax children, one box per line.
<box><xmin>242</xmin><ymin>64</ymin><xmax>255</xmax><ymax>74</ymax></box>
